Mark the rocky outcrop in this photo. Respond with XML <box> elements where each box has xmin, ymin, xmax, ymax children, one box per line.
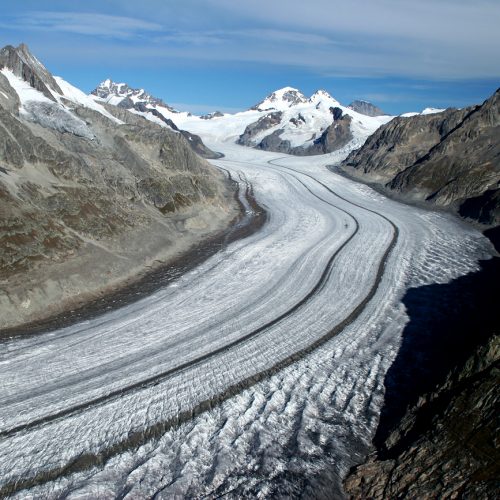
<box><xmin>344</xmin><ymin>335</ymin><xmax>499</xmax><ymax>499</ymax></box>
<box><xmin>348</xmin><ymin>100</ymin><xmax>386</xmax><ymax>117</ymax></box>
<box><xmin>303</xmin><ymin>108</ymin><xmax>353</xmax><ymax>154</ymax></box>
<box><xmin>200</xmin><ymin>111</ymin><xmax>224</xmax><ymax>120</ymax></box>
<box><xmin>341</xmin><ymin>89</ymin><xmax>500</xmax><ymax>226</ymax></box>
<box><xmin>249</xmin><ymin>107</ymin><xmax>353</xmax><ymax>156</ymax></box>
<box><xmin>0</xmin><ymin>44</ymin><xmax>237</xmax><ymax>330</ymax></box>
<box><xmin>237</xmin><ymin>111</ymin><xmax>283</xmax><ymax>147</ymax></box>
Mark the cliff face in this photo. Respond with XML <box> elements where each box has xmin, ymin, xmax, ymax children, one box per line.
<box><xmin>341</xmin><ymin>89</ymin><xmax>500</xmax><ymax>226</ymax></box>
<box><xmin>344</xmin><ymin>335</ymin><xmax>499</xmax><ymax>499</ymax></box>
<box><xmin>0</xmin><ymin>44</ymin><xmax>237</xmax><ymax>330</ymax></box>
<box><xmin>344</xmin><ymin>252</ymin><xmax>500</xmax><ymax>499</ymax></box>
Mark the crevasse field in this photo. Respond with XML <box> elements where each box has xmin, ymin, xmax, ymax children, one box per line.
<box><xmin>0</xmin><ymin>139</ymin><xmax>492</xmax><ymax>498</ymax></box>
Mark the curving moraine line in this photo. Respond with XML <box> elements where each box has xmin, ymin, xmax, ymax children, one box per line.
<box><xmin>0</xmin><ymin>157</ymin><xmax>399</xmax><ymax>496</ymax></box>
<box><xmin>0</xmin><ymin>165</ymin><xmax>358</xmax><ymax>440</ymax></box>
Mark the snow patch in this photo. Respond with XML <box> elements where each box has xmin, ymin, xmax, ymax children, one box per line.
<box><xmin>54</xmin><ymin>76</ymin><xmax>123</xmax><ymax>124</ymax></box>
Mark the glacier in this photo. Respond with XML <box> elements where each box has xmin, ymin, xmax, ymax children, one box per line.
<box><xmin>0</xmin><ymin>142</ymin><xmax>492</xmax><ymax>498</ymax></box>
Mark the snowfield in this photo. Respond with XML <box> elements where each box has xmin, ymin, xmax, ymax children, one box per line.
<box><xmin>0</xmin><ymin>141</ymin><xmax>492</xmax><ymax>498</ymax></box>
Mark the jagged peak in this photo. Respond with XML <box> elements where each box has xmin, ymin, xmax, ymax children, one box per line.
<box><xmin>309</xmin><ymin>89</ymin><xmax>338</xmax><ymax>105</ymax></box>
<box><xmin>91</xmin><ymin>79</ymin><xmax>177</xmax><ymax>113</ymax></box>
<box><xmin>310</xmin><ymin>89</ymin><xmax>333</xmax><ymax>99</ymax></box>
<box><xmin>0</xmin><ymin>43</ymin><xmax>62</xmax><ymax>100</ymax></box>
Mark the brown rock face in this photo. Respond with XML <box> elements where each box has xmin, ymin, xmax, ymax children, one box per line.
<box><xmin>237</xmin><ymin>111</ymin><xmax>283</xmax><ymax>146</ymax></box>
<box><xmin>342</xmin><ymin>108</ymin><xmax>469</xmax><ymax>182</ymax></box>
<box><xmin>341</xmin><ymin>89</ymin><xmax>500</xmax><ymax>226</ymax></box>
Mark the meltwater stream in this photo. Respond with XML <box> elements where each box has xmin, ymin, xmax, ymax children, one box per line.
<box><xmin>0</xmin><ymin>144</ymin><xmax>492</xmax><ymax>498</ymax></box>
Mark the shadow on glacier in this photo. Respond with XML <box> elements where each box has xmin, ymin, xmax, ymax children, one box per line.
<box><xmin>373</xmin><ymin>252</ymin><xmax>499</xmax><ymax>452</ymax></box>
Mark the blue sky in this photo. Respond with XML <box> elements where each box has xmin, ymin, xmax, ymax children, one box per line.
<box><xmin>1</xmin><ymin>0</ymin><xmax>499</xmax><ymax>114</ymax></box>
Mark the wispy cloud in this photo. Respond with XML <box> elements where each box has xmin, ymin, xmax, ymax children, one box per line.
<box><xmin>3</xmin><ymin>11</ymin><xmax>162</xmax><ymax>38</ymax></box>
<box><xmin>1</xmin><ymin>1</ymin><xmax>499</xmax><ymax>80</ymax></box>
<box><xmin>154</xmin><ymin>28</ymin><xmax>336</xmax><ymax>47</ymax></box>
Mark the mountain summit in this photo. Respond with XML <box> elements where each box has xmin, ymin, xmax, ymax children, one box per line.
<box><xmin>0</xmin><ymin>43</ymin><xmax>63</xmax><ymax>101</ymax></box>
<box><xmin>92</xmin><ymin>79</ymin><xmax>178</xmax><ymax>112</ymax></box>
<box><xmin>251</xmin><ymin>87</ymin><xmax>309</xmax><ymax>111</ymax></box>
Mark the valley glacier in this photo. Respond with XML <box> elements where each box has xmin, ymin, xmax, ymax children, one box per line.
<box><xmin>0</xmin><ymin>142</ymin><xmax>492</xmax><ymax>498</ymax></box>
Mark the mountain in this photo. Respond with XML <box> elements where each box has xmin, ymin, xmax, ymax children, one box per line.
<box><xmin>234</xmin><ymin>87</ymin><xmax>393</xmax><ymax>156</ymax></box>
<box><xmin>251</xmin><ymin>86</ymin><xmax>309</xmax><ymax>111</ymax></box>
<box><xmin>92</xmin><ymin>78</ymin><xmax>178</xmax><ymax>112</ymax></box>
<box><xmin>91</xmin><ymin>79</ymin><xmax>221</xmax><ymax>159</ymax></box>
<box><xmin>348</xmin><ymin>100</ymin><xmax>386</xmax><ymax>117</ymax></box>
<box><xmin>340</xmin><ymin>89</ymin><xmax>500</xmax><ymax>226</ymax></box>
<box><xmin>0</xmin><ymin>44</ymin><xmax>237</xmax><ymax>330</ymax></box>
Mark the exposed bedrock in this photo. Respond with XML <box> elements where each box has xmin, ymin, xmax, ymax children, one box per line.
<box><xmin>341</xmin><ymin>89</ymin><xmax>500</xmax><ymax>226</ymax></box>
<box><xmin>0</xmin><ymin>44</ymin><xmax>238</xmax><ymax>329</ymax></box>
<box><xmin>345</xmin><ymin>258</ymin><xmax>500</xmax><ymax>498</ymax></box>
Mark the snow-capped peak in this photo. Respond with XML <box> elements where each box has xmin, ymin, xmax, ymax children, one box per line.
<box><xmin>252</xmin><ymin>87</ymin><xmax>308</xmax><ymax>111</ymax></box>
<box><xmin>91</xmin><ymin>79</ymin><xmax>177</xmax><ymax>112</ymax></box>
<box><xmin>309</xmin><ymin>89</ymin><xmax>339</xmax><ymax>106</ymax></box>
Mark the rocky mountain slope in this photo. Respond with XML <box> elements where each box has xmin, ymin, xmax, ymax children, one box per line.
<box><xmin>0</xmin><ymin>44</ymin><xmax>238</xmax><ymax>330</ymax></box>
<box><xmin>341</xmin><ymin>89</ymin><xmax>500</xmax><ymax>226</ymax></box>
<box><xmin>344</xmin><ymin>248</ymin><xmax>500</xmax><ymax>499</ymax></box>
<box><xmin>345</xmin><ymin>334</ymin><xmax>499</xmax><ymax>498</ymax></box>
<box><xmin>91</xmin><ymin>79</ymin><xmax>222</xmax><ymax>159</ymax></box>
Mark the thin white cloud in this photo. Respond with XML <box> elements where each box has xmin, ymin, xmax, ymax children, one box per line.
<box><xmin>12</xmin><ymin>11</ymin><xmax>162</xmax><ymax>38</ymax></box>
<box><xmin>3</xmin><ymin>1</ymin><xmax>499</xmax><ymax>80</ymax></box>
<box><xmin>154</xmin><ymin>28</ymin><xmax>335</xmax><ymax>47</ymax></box>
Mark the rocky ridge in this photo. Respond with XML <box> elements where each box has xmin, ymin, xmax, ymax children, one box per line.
<box><xmin>91</xmin><ymin>79</ymin><xmax>221</xmax><ymax>159</ymax></box>
<box><xmin>348</xmin><ymin>99</ymin><xmax>386</xmax><ymax>117</ymax></box>
<box><xmin>341</xmin><ymin>89</ymin><xmax>500</xmax><ymax>226</ymax></box>
<box><xmin>92</xmin><ymin>78</ymin><xmax>177</xmax><ymax>112</ymax></box>
<box><xmin>0</xmin><ymin>44</ymin><xmax>237</xmax><ymax>329</ymax></box>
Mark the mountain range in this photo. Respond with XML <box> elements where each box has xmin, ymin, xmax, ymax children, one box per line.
<box><xmin>94</xmin><ymin>81</ymin><xmax>393</xmax><ymax>156</ymax></box>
